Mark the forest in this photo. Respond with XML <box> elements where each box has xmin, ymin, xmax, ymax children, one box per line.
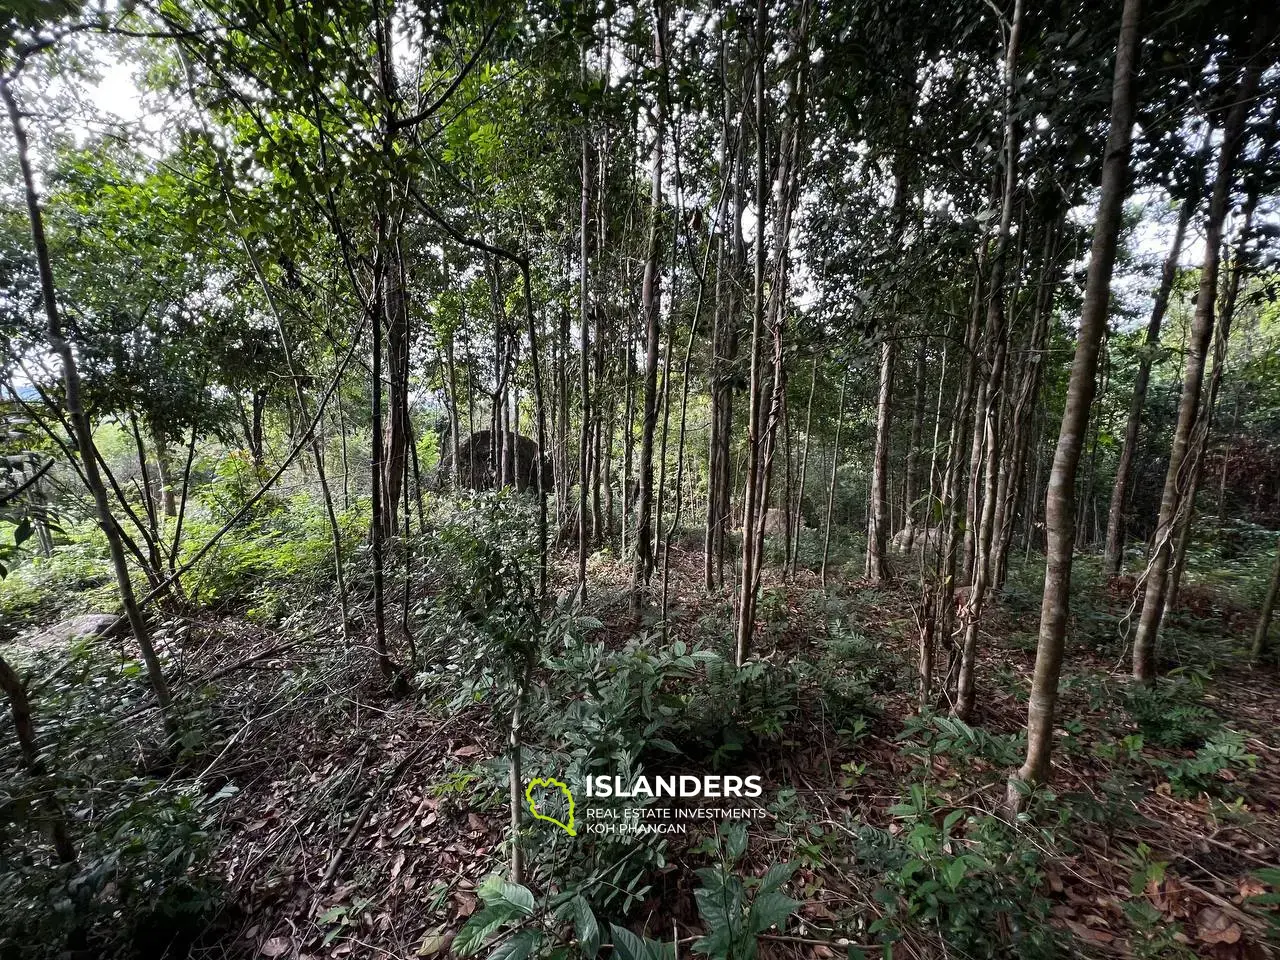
<box><xmin>2</xmin><ymin>0</ymin><xmax>1280</xmax><ymax>957</ymax></box>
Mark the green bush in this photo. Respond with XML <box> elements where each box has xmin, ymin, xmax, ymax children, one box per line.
<box><xmin>0</xmin><ymin>641</ymin><xmax>232</xmax><ymax>959</ymax></box>
<box><xmin>0</xmin><ymin>526</ymin><xmax>115</xmax><ymax>643</ymax></box>
<box><xmin>179</xmin><ymin>494</ymin><xmax>364</xmax><ymax>614</ymax></box>
<box><xmin>868</xmin><ymin>784</ymin><xmax>1055</xmax><ymax>956</ymax></box>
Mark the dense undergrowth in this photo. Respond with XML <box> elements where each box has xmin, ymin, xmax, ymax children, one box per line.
<box><xmin>2</xmin><ymin>494</ymin><xmax>1279</xmax><ymax>959</ymax></box>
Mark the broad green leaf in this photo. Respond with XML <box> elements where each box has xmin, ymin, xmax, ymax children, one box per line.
<box><xmin>488</xmin><ymin>930</ymin><xmax>540</xmax><ymax>960</ymax></box>
<box><xmin>749</xmin><ymin>891</ymin><xmax>802</xmax><ymax>933</ymax></box>
<box><xmin>572</xmin><ymin>895</ymin><xmax>600</xmax><ymax>957</ymax></box>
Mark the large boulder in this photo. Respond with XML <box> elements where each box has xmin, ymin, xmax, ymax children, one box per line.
<box><xmin>438</xmin><ymin>430</ymin><xmax>551</xmax><ymax>494</ymax></box>
<box><xmin>41</xmin><ymin>613</ymin><xmax>119</xmax><ymax>643</ymax></box>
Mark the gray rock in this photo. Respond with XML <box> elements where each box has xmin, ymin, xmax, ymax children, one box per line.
<box><xmin>39</xmin><ymin>613</ymin><xmax>120</xmax><ymax>643</ymax></box>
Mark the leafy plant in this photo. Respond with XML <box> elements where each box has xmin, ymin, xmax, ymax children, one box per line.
<box><xmin>871</xmin><ymin>784</ymin><xmax>1054</xmax><ymax>956</ymax></box>
<box><xmin>454</xmin><ymin>876</ymin><xmax>538</xmax><ymax>958</ymax></box>
<box><xmin>1154</xmin><ymin>729</ymin><xmax>1257</xmax><ymax>797</ymax></box>
<box><xmin>691</xmin><ymin>824</ymin><xmax>802</xmax><ymax>960</ymax></box>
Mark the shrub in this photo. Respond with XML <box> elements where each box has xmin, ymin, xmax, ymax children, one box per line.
<box><xmin>868</xmin><ymin>784</ymin><xmax>1055</xmax><ymax>956</ymax></box>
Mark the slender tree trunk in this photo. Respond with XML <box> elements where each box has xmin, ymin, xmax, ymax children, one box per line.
<box><xmin>900</xmin><ymin>341</ymin><xmax>927</xmax><ymax>552</ymax></box>
<box><xmin>632</xmin><ymin>8</ymin><xmax>666</xmax><ymax>616</ymax></box>
<box><xmin>820</xmin><ymin>372</ymin><xmax>848</xmax><ymax>588</ymax></box>
<box><xmin>954</xmin><ymin>0</ymin><xmax>1025</xmax><ymax>720</ymax></box>
<box><xmin>444</xmin><ymin>335</ymin><xmax>463</xmax><ymax>487</ymax></box>
<box><xmin>1165</xmin><ymin>190</ymin><xmax>1255</xmax><ymax>612</ymax></box>
<box><xmin>1131</xmin><ymin>33</ymin><xmax>1264</xmax><ymax>683</ymax></box>
<box><xmin>152</xmin><ymin>425</ymin><xmax>177</xmax><ymax>519</ymax></box>
<box><xmin>382</xmin><ymin>232</ymin><xmax>411</xmax><ymax>539</ymax></box>
<box><xmin>735</xmin><ymin>0</ymin><xmax>771</xmax><ymax>665</ymax></box>
<box><xmin>1252</xmin><ymin>536</ymin><xmax>1280</xmax><ymax>663</ymax></box>
<box><xmin>2</xmin><ymin>78</ymin><xmax>176</xmax><ymax>734</ymax></box>
<box><xmin>1101</xmin><ymin>164</ymin><xmax>1201</xmax><ymax>575</ymax></box>
<box><xmin>578</xmin><ymin>130</ymin><xmax>592</xmax><ymax>597</ymax></box>
<box><xmin>1007</xmin><ymin>0</ymin><xmax>1141</xmax><ymax>807</ymax></box>
<box><xmin>866</xmin><ymin>339</ymin><xmax>894</xmax><ymax>580</ymax></box>
<box><xmin>993</xmin><ymin>220</ymin><xmax>1060</xmax><ymax>590</ymax></box>
<box><xmin>370</xmin><ymin>247</ymin><xmax>398</xmax><ymax>685</ymax></box>
<box><xmin>508</xmin><ymin>689</ymin><xmax>524</xmax><ymax>883</ymax></box>
<box><xmin>0</xmin><ymin>654</ymin><xmax>77</xmax><ymax>865</ymax></box>
<box><xmin>790</xmin><ymin>355</ymin><xmax>817</xmax><ymax>576</ymax></box>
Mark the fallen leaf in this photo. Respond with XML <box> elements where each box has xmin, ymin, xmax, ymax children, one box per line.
<box><xmin>454</xmin><ymin>892</ymin><xmax>477</xmax><ymax>917</ymax></box>
<box><xmin>418</xmin><ymin>932</ymin><xmax>454</xmax><ymax>957</ymax></box>
<box><xmin>467</xmin><ymin>813</ymin><xmax>486</xmax><ymax>832</ymax></box>
<box><xmin>1196</xmin><ymin>907</ymin><xmax>1242</xmax><ymax>945</ymax></box>
<box><xmin>453</xmin><ymin>744</ymin><xmax>482</xmax><ymax>758</ymax></box>
<box><xmin>1239</xmin><ymin>878</ymin><xmax>1266</xmax><ymax>901</ymax></box>
<box><xmin>1066</xmin><ymin>921</ymin><xmax>1114</xmax><ymax>944</ymax></box>
<box><xmin>261</xmin><ymin>937</ymin><xmax>291</xmax><ymax>957</ymax></box>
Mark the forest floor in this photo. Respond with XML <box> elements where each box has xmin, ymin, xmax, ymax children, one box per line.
<box><xmin>5</xmin><ymin>537</ymin><xmax>1280</xmax><ymax>960</ymax></box>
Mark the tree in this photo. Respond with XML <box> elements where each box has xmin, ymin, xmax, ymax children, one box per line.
<box><xmin>2</xmin><ymin>72</ymin><xmax>176</xmax><ymax>734</ymax></box>
<box><xmin>1008</xmin><ymin>0</ymin><xmax>1143</xmax><ymax>806</ymax></box>
<box><xmin>1130</xmin><ymin>20</ymin><xmax>1269</xmax><ymax>683</ymax></box>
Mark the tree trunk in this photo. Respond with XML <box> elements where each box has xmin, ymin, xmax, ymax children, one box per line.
<box><xmin>866</xmin><ymin>338</ymin><xmax>894</xmax><ymax>581</ymax></box>
<box><xmin>1131</xmin><ymin>33</ymin><xmax>1264</xmax><ymax>683</ymax></box>
<box><xmin>820</xmin><ymin>372</ymin><xmax>848</xmax><ymax>588</ymax></box>
<box><xmin>993</xmin><ymin>218</ymin><xmax>1062</xmax><ymax>590</ymax></box>
<box><xmin>900</xmin><ymin>341</ymin><xmax>927</xmax><ymax>552</ymax></box>
<box><xmin>632</xmin><ymin>8</ymin><xmax>666</xmax><ymax>615</ymax></box>
<box><xmin>370</xmin><ymin>246</ymin><xmax>398</xmax><ymax>686</ymax></box>
<box><xmin>1101</xmin><ymin>169</ymin><xmax>1200</xmax><ymax>575</ymax></box>
<box><xmin>0</xmin><ymin>654</ymin><xmax>77</xmax><ymax>864</ymax></box>
<box><xmin>1007</xmin><ymin>0</ymin><xmax>1141</xmax><ymax>807</ymax></box>
<box><xmin>382</xmin><ymin>234</ymin><xmax>410</xmax><ymax>540</ymax></box>
<box><xmin>954</xmin><ymin>0</ymin><xmax>1025</xmax><ymax>720</ymax></box>
<box><xmin>1165</xmin><ymin>189</ymin><xmax>1255</xmax><ymax>612</ymax></box>
<box><xmin>1252</xmin><ymin>536</ymin><xmax>1280</xmax><ymax>663</ymax></box>
<box><xmin>578</xmin><ymin>130</ymin><xmax>592</xmax><ymax>597</ymax></box>
<box><xmin>790</xmin><ymin>355</ymin><xmax>818</xmax><ymax>576</ymax></box>
<box><xmin>152</xmin><ymin>425</ymin><xmax>178</xmax><ymax>519</ymax></box>
<box><xmin>2</xmin><ymin>78</ymin><xmax>176</xmax><ymax>735</ymax></box>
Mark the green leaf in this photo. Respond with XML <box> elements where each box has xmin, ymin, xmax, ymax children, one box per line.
<box><xmin>488</xmin><ymin>930</ymin><xmax>541</xmax><ymax>960</ymax></box>
<box><xmin>749</xmin><ymin>891</ymin><xmax>802</xmax><ymax>933</ymax></box>
<box><xmin>724</xmin><ymin>824</ymin><xmax>748</xmax><ymax>862</ymax></box>
<box><xmin>456</xmin><ymin>904</ymin><xmax>519</xmax><ymax>957</ymax></box>
<box><xmin>943</xmin><ymin>857</ymin><xmax>967</xmax><ymax>891</ymax></box>
<box><xmin>758</xmin><ymin>862</ymin><xmax>796</xmax><ymax>896</ymax></box>
<box><xmin>610</xmin><ymin>925</ymin><xmax>672</xmax><ymax>960</ymax></box>
<box><xmin>572</xmin><ymin>895</ymin><xmax>600</xmax><ymax>957</ymax></box>
<box><xmin>478</xmin><ymin>876</ymin><xmax>535</xmax><ymax>916</ymax></box>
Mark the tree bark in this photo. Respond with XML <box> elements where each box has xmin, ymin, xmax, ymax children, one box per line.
<box><xmin>820</xmin><ymin>372</ymin><xmax>848</xmax><ymax>588</ymax></box>
<box><xmin>1165</xmin><ymin>189</ymin><xmax>1255</xmax><ymax>612</ymax></box>
<box><xmin>578</xmin><ymin>129</ymin><xmax>592</xmax><ymax>598</ymax></box>
<box><xmin>1007</xmin><ymin>0</ymin><xmax>1142</xmax><ymax>807</ymax></box>
<box><xmin>954</xmin><ymin>0</ymin><xmax>1025</xmax><ymax>720</ymax></box>
<box><xmin>790</xmin><ymin>355</ymin><xmax>818</xmax><ymax>576</ymax></box>
<box><xmin>631</xmin><ymin>7</ymin><xmax>666</xmax><ymax>616</ymax></box>
<box><xmin>1131</xmin><ymin>31</ymin><xmax>1265</xmax><ymax>683</ymax></box>
<box><xmin>866</xmin><ymin>338</ymin><xmax>895</xmax><ymax>581</ymax></box>
<box><xmin>900</xmin><ymin>341</ymin><xmax>927</xmax><ymax>552</ymax></box>
<box><xmin>1102</xmin><ymin>215</ymin><xmax>1192</xmax><ymax>576</ymax></box>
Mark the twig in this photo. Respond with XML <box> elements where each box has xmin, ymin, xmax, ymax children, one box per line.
<box><xmin>315</xmin><ymin>721</ymin><xmax>453</xmax><ymax>897</ymax></box>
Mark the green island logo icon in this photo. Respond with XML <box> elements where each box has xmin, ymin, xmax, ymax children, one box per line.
<box><xmin>525</xmin><ymin>776</ymin><xmax>576</xmax><ymax>836</ymax></box>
